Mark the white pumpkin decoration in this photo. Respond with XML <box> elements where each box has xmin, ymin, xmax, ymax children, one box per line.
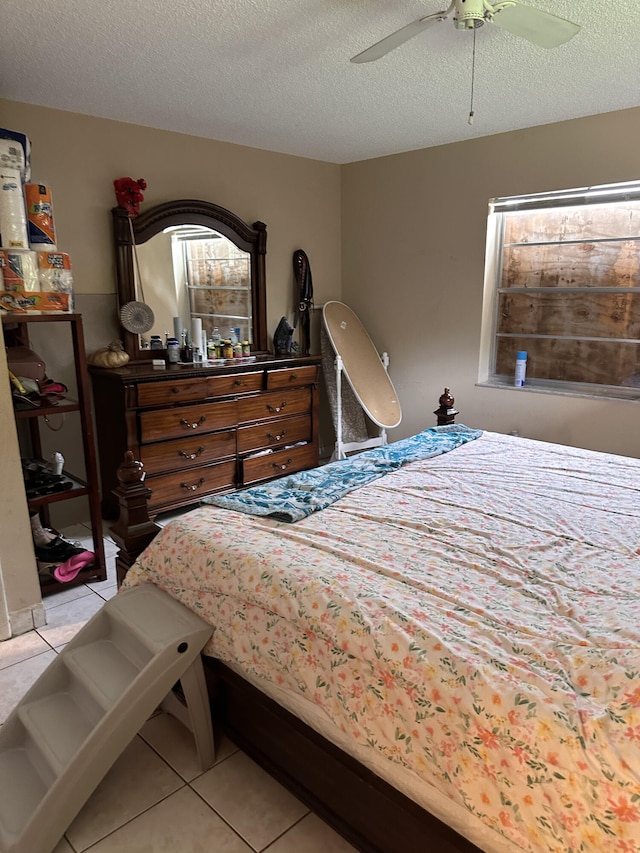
<box><xmin>88</xmin><ymin>340</ymin><xmax>130</xmax><ymax>369</ymax></box>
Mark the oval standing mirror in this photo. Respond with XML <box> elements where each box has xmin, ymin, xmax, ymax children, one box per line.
<box><xmin>112</xmin><ymin>200</ymin><xmax>268</xmax><ymax>361</ymax></box>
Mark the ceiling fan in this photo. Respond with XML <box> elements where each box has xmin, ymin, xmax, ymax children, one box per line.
<box><xmin>350</xmin><ymin>0</ymin><xmax>581</xmax><ymax>63</ymax></box>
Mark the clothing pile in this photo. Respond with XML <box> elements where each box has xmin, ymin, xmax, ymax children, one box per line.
<box><xmin>7</xmin><ymin>345</ymin><xmax>67</xmax><ymax>410</ymax></box>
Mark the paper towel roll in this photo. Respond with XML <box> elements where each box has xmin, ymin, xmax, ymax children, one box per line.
<box><xmin>36</xmin><ymin>250</ymin><xmax>74</xmax><ymax>310</ymax></box>
<box><xmin>25</xmin><ymin>183</ymin><xmax>57</xmax><ymax>250</ymax></box>
<box><xmin>0</xmin><ymin>248</ymin><xmax>38</xmax><ymax>291</ymax></box>
<box><xmin>191</xmin><ymin>317</ymin><xmax>203</xmax><ymax>351</ymax></box>
<box><xmin>173</xmin><ymin>316</ymin><xmax>183</xmax><ymax>341</ymax></box>
<box><xmin>0</xmin><ymin>130</ymin><xmax>31</xmax><ymax>182</ymax></box>
<box><xmin>0</xmin><ymin>168</ymin><xmax>28</xmax><ymax>249</ymax></box>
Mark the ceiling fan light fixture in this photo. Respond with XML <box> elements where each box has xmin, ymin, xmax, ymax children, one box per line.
<box><xmin>453</xmin><ymin>0</ymin><xmax>488</xmax><ymax>30</ymax></box>
<box><xmin>455</xmin><ymin>17</ymin><xmax>484</xmax><ymax>30</ymax></box>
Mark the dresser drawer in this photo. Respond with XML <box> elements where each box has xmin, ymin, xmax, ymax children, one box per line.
<box><xmin>237</xmin><ymin>388</ymin><xmax>311</xmax><ymax>424</ymax></box>
<box><xmin>207</xmin><ymin>371</ymin><xmax>264</xmax><ymax>397</ymax></box>
<box><xmin>137</xmin><ymin>371</ymin><xmax>263</xmax><ymax>407</ymax></box>
<box><xmin>138</xmin><ymin>377</ymin><xmax>210</xmax><ymax>406</ymax></box>
<box><xmin>237</xmin><ymin>415</ymin><xmax>311</xmax><ymax>454</ymax></box>
<box><xmin>140</xmin><ymin>400</ymin><xmax>237</xmax><ymax>443</ymax></box>
<box><xmin>147</xmin><ymin>460</ymin><xmax>236</xmax><ymax>512</ymax></box>
<box><xmin>242</xmin><ymin>443</ymin><xmax>317</xmax><ymax>486</ymax></box>
<box><xmin>139</xmin><ymin>429</ymin><xmax>236</xmax><ymax>475</ymax></box>
<box><xmin>266</xmin><ymin>365</ymin><xmax>318</xmax><ymax>390</ymax></box>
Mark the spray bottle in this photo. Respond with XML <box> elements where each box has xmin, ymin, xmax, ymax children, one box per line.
<box><xmin>514</xmin><ymin>351</ymin><xmax>527</xmax><ymax>387</ymax></box>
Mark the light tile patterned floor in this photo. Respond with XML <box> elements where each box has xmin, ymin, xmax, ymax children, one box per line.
<box><xmin>0</xmin><ymin>520</ymin><xmax>358</xmax><ymax>853</ymax></box>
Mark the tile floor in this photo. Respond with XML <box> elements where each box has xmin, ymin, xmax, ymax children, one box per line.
<box><xmin>0</xmin><ymin>518</ymin><xmax>358</xmax><ymax>853</ymax></box>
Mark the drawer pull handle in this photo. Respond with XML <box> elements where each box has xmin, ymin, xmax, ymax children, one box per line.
<box><xmin>180</xmin><ymin>416</ymin><xmax>207</xmax><ymax>429</ymax></box>
<box><xmin>234</xmin><ymin>379</ymin><xmax>243</xmax><ymax>386</ymax></box>
<box><xmin>267</xmin><ymin>401</ymin><xmax>287</xmax><ymax>414</ymax></box>
<box><xmin>266</xmin><ymin>430</ymin><xmax>286</xmax><ymax>443</ymax></box>
<box><xmin>179</xmin><ymin>447</ymin><xmax>205</xmax><ymax>460</ymax></box>
<box><xmin>272</xmin><ymin>458</ymin><xmax>293</xmax><ymax>471</ymax></box>
<box><xmin>289</xmin><ymin>373</ymin><xmax>297</xmax><ymax>381</ymax></box>
<box><xmin>171</xmin><ymin>387</ymin><xmax>181</xmax><ymax>395</ymax></box>
<box><xmin>180</xmin><ymin>478</ymin><xmax>206</xmax><ymax>492</ymax></box>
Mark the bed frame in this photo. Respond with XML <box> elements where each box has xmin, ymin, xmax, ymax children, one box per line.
<box><xmin>109</xmin><ymin>399</ymin><xmax>484</xmax><ymax>853</ymax></box>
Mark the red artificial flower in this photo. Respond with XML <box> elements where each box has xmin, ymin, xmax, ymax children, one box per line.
<box><xmin>113</xmin><ymin>177</ymin><xmax>147</xmax><ymax>217</ymax></box>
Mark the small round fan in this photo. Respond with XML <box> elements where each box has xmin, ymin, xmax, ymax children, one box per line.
<box><xmin>120</xmin><ymin>301</ymin><xmax>155</xmax><ymax>334</ymax></box>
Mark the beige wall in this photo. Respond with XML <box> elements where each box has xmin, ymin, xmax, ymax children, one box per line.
<box><xmin>342</xmin><ymin>107</ymin><xmax>640</xmax><ymax>456</ymax></box>
<box><xmin>0</xmin><ymin>99</ymin><xmax>342</xmax><ymax>313</ymax></box>
<box><xmin>0</xmin><ymin>98</ymin><xmax>342</xmax><ymax>633</ymax></box>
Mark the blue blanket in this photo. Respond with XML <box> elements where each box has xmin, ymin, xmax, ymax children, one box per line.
<box><xmin>202</xmin><ymin>424</ymin><xmax>482</xmax><ymax>522</ymax></box>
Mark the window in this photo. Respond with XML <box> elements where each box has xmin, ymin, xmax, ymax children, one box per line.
<box><xmin>168</xmin><ymin>227</ymin><xmax>252</xmax><ymax>343</ymax></box>
<box><xmin>480</xmin><ymin>180</ymin><xmax>640</xmax><ymax>399</ymax></box>
<box><xmin>180</xmin><ymin>231</ymin><xmax>251</xmax><ymax>342</ymax></box>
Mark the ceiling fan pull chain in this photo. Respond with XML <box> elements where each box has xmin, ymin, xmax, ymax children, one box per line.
<box><xmin>468</xmin><ymin>26</ymin><xmax>477</xmax><ymax>125</ymax></box>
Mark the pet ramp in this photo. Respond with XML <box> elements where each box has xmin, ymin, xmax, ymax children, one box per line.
<box><xmin>0</xmin><ymin>583</ymin><xmax>215</xmax><ymax>853</ymax></box>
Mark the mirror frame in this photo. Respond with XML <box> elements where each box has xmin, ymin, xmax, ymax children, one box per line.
<box><xmin>112</xmin><ymin>199</ymin><xmax>268</xmax><ymax>361</ymax></box>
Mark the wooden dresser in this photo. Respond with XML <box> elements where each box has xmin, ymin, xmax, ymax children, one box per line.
<box><xmin>90</xmin><ymin>354</ymin><xmax>322</xmax><ymax>518</ymax></box>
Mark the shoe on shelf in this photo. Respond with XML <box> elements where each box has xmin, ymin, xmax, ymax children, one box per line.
<box><xmin>37</xmin><ymin>550</ymin><xmax>95</xmax><ymax>584</ymax></box>
<box><xmin>26</xmin><ymin>480</ymin><xmax>74</xmax><ymax>498</ymax></box>
<box><xmin>37</xmin><ymin>561</ymin><xmax>58</xmax><ymax>581</ymax></box>
<box><xmin>54</xmin><ymin>551</ymin><xmax>95</xmax><ymax>582</ymax></box>
<box><xmin>34</xmin><ymin>536</ymin><xmax>85</xmax><ymax>563</ymax></box>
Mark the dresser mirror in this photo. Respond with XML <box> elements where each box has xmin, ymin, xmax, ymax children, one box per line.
<box><xmin>112</xmin><ymin>200</ymin><xmax>268</xmax><ymax>361</ymax></box>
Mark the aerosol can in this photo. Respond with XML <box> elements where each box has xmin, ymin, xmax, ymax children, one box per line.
<box><xmin>50</xmin><ymin>451</ymin><xmax>65</xmax><ymax>475</ymax></box>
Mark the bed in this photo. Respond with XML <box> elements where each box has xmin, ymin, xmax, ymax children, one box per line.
<box><xmin>112</xmin><ymin>424</ymin><xmax>640</xmax><ymax>853</ymax></box>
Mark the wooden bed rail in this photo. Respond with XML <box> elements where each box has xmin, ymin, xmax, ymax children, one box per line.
<box><xmin>109</xmin><ymin>389</ymin><xmax>457</xmax><ymax>586</ymax></box>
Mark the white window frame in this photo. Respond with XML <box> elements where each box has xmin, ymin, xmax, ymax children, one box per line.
<box><xmin>479</xmin><ymin>180</ymin><xmax>640</xmax><ymax>402</ymax></box>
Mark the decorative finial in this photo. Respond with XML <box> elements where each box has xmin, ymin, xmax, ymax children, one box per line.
<box><xmin>434</xmin><ymin>387</ymin><xmax>459</xmax><ymax>426</ymax></box>
<box><xmin>116</xmin><ymin>451</ymin><xmax>146</xmax><ymax>484</ymax></box>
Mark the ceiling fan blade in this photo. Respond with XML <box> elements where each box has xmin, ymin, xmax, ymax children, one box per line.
<box><xmin>350</xmin><ymin>9</ymin><xmax>451</xmax><ymax>63</ymax></box>
<box><xmin>491</xmin><ymin>2</ymin><xmax>580</xmax><ymax>49</ymax></box>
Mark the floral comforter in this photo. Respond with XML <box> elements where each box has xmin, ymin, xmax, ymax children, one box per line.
<box><xmin>124</xmin><ymin>431</ymin><xmax>640</xmax><ymax>852</ymax></box>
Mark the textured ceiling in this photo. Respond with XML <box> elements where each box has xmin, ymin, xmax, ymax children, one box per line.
<box><xmin>1</xmin><ymin>0</ymin><xmax>639</xmax><ymax>164</ymax></box>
